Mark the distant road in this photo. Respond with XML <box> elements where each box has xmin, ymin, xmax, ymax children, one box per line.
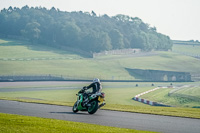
<box><xmin>1</xmin><ymin>100</ymin><xmax>200</xmax><ymax>133</ymax></box>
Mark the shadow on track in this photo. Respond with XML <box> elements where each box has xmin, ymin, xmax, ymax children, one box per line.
<box><xmin>50</xmin><ymin>111</ymin><xmax>89</xmax><ymax>115</ymax></box>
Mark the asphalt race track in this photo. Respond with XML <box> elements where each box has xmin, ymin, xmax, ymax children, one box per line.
<box><xmin>0</xmin><ymin>100</ymin><xmax>200</xmax><ymax>133</ymax></box>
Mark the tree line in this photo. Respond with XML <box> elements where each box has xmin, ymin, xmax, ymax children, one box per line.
<box><xmin>0</xmin><ymin>6</ymin><xmax>173</xmax><ymax>53</ymax></box>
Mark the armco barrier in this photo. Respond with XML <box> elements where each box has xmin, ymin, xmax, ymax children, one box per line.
<box><xmin>133</xmin><ymin>86</ymin><xmax>172</xmax><ymax>107</ymax></box>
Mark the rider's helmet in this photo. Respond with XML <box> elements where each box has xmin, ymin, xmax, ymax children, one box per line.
<box><xmin>93</xmin><ymin>78</ymin><xmax>100</xmax><ymax>83</ymax></box>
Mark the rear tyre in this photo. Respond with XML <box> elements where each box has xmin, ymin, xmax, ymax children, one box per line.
<box><xmin>72</xmin><ymin>101</ymin><xmax>79</xmax><ymax>113</ymax></box>
<box><xmin>88</xmin><ymin>100</ymin><xmax>98</xmax><ymax>114</ymax></box>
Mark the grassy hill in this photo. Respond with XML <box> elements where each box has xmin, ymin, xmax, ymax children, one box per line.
<box><xmin>172</xmin><ymin>43</ymin><xmax>200</xmax><ymax>55</ymax></box>
<box><xmin>1</xmin><ymin>38</ymin><xmax>200</xmax><ymax>80</ymax></box>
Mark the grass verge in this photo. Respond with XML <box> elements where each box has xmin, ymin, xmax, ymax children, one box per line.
<box><xmin>141</xmin><ymin>87</ymin><xmax>200</xmax><ymax>108</ymax></box>
<box><xmin>0</xmin><ymin>113</ymin><xmax>156</xmax><ymax>133</ymax></box>
<box><xmin>104</xmin><ymin>104</ymin><xmax>200</xmax><ymax>119</ymax></box>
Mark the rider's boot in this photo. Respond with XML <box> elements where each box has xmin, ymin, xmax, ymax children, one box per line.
<box><xmin>98</xmin><ymin>103</ymin><xmax>106</xmax><ymax>109</ymax></box>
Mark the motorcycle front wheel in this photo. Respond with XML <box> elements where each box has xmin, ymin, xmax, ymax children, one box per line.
<box><xmin>88</xmin><ymin>100</ymin><xmax>98</xmax><ymax>114</ymax></box>
<box><xmin>72</xmin><ymin>101</ymin><xmax>79</xmax><ymax>113</ymax></box>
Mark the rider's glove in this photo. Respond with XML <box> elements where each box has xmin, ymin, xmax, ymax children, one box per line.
<box><xmin>83</xmin><ymin>86</ymin><xmax>87</xmax><ymax>90</ymax></box>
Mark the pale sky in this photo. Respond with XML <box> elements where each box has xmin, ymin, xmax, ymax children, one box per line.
<box><xmin>0</xmin><ymin>0</ymin><xmax>200</xmax><ymax>41</ymax></box>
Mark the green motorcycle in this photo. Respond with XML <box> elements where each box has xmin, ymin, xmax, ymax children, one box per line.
<box><xmin>72</xmin><ymin>88</ymin><xmax>106</xmax><ymax>114</ymax></box>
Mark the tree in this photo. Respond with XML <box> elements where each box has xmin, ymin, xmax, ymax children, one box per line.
<box><xmin>109</xmin><ymin>29</ymin><xmax>124</xmax><ymax>49</ymax></box>
<box><xmin>0</xmin><ymin>6</ymin><xmax>173</xmax><ymax>53</ymax></box>
<box><xmin>61</xmin><ymin>22</ymin><xmax>81</xmax><ymax>47</ymax></box>
<box><xmin>81</xmin><ymin>31</ymin><xmax>112</xmax><ymax>52</ymax></box>
<box><xmin>21</xmin><ymin>22</ymin><xmax>41</xmax><ymax>43</ymax></box>
<box><xmin>91</xmin><ymin>11</ymin><xmax>97</xmax><ymax>17</ymax></box>
<box><xmin>97</xmin><ymin>32</ymin><xmax>112</xmax><ymax>51</ymax></box>
<box><xmin>139</xmin><ymin>22</ymin><xmax>149</xmax><ymax>32</ymax></box>
<box><xmin>8</xmin><ymin>6</ymin><xmax>13</xmax><ymax>12</ymax></box>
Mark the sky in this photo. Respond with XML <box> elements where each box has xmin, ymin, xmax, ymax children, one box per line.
<box><xmin>0</xmin><ymin>0</ymin><xmax>200</xmax><ymax>41</ymax></box>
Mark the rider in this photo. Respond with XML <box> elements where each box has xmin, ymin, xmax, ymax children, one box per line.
<box><xmin>85</xmin><ymin>78</ymin><xmax>102</xmax><ymax>93</ymax></box>
<box><xmin>82</xmin><ymin>78</ymin><xmax>102</xmax><ymax>105</ymax></box>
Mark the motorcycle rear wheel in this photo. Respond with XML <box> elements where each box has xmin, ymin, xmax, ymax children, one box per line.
<box><xmin>88</xmin><ymin>100</ymin><xmax>98</xmax><ymax>114</ymax></box>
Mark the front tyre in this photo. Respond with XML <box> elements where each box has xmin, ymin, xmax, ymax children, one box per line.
<box><xmin>72</xmin><ymin>101</ymin><xmax>79</xmax><ymax>113</ymax></box>
<box><xmin>88</xmin><ymin>100</ymin><xmax>98</xmax><ymax>114</ymax></box>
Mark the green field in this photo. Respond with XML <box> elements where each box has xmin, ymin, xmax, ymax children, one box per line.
<box><xmin>140</xmin><ymin>85</ymin><xmax>200</xmax><ymax>108</ymax></box>
<box><xmin>0</xmin><ymin>82</ymin><xmax>160</xmax><ymax>106</ymax></box>
<box><xmin>173</xmin><ymin>44</ymin><xmax>200</xmax><ymax>55</ymax></box>
<box><xmin>1</xmin><ymin>38</ymin><xmax>200</xmax><ymax>80</ymax></box>
<box><xmin>0</xmin><ymin>39</ymin><xmax>82</xmax><ymax>59</ymax></box>
<box><xmin>0</xmin><ymin>113</ymin><xmax>155</xmax><ymax>133</ymax></box>
<box><xmin>173</xmin><ymin>86</ymin><xmax>200</xmax><ymax>97</ymax></box>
